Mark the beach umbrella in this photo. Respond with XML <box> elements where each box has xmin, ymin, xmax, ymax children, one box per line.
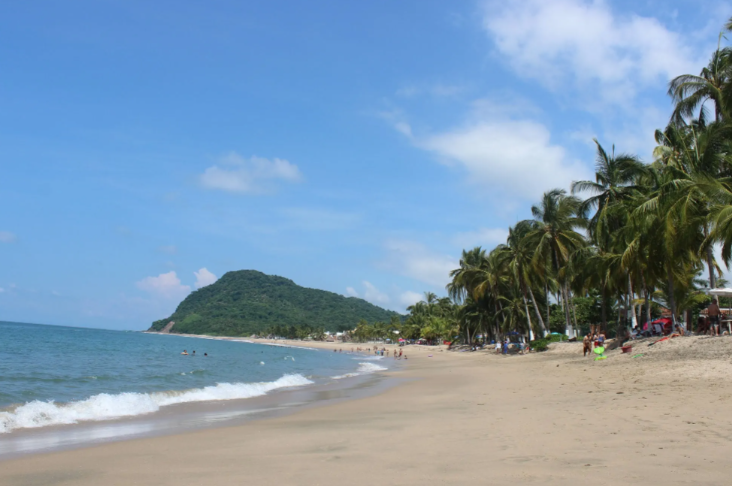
<box><xmin>708</xmin><ymin>288</ymin><xmax>732</xmax><ymax>297</ymax></box>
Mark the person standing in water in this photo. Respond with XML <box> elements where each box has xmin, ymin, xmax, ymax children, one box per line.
<box><xmin>181</xmin><ymin>350</ymin><xmax>188</xmax><ymax>355</ymax></box>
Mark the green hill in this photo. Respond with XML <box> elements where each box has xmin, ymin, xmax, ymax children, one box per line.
<box><xmin>148</xmin><ymin>270</ymin><xmax>400</xmax><ymax>336</ymax></box>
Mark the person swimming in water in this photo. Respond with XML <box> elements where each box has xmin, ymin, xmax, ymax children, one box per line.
<box><xmin>204</xmin><ymin>352</ymin><xmax>208</xmax><ymax>357</ymax></box>
<box><xmin>181</xmin><ymin>350</ymin><xmax>188</xmax><ymax>355</ymax></box>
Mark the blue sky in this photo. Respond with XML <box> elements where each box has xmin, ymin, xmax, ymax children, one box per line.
<box><xmin>1</xmin><ymin>0</ymin><xmax>730</xmax><ymax>329</ymax></box>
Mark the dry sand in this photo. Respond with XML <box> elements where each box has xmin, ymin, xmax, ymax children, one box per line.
<box><xmin>2</xmin><ymin>336</ymin><xmax>732</xmax><ymax>485</ymax></box>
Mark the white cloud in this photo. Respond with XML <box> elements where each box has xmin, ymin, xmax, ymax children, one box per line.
<box><xmin>452</xmin><ymin>227</ymin><xmax>508</xmax><ymax>250</ymax></box>
<box><xmin>158</xmin><ymin>245</ymin><xmax>177</xmax><ymax>254</ymax></box>
<box><xmin>136</xmin><ymin>271</ymin><xmax>191</xmax><ymax>300</ymax></box>
<box><xmin>346</xmin><ymin>282</ymin><xmax>423</xmax><ymax>311</ymax></box>
<box><xmin>481</xmin><ymin>0</ymin><xmax>700</xmax><ymax>107</ymax></box>
<box><xmin>345</xmin><ymin>281</ymin><xmax>390</xmax><ymax>306</ymax></box>
<box><xmin>200</xmin><ymin>152</ymin><xmax>302</xmax><ymax>194</ymax></box>
<box><xmin>399</xmin><ymin>290</ymin><xmax>423</xmax><ymax>307</ymax></box>
<box><xmin>398</xmin><ymin>103</ymin><xmax>590</xmax><ymax>199</ymax></box>
<box><xmin>0</xmin><ymin>288</ymin><xmax>4</xmax><ymax>293</ymax></box>
<box><xmin>381</xmin><ymin>240</ymin><xmax>458</xmax><ymax>288</ymax></box>
<box><xmin>194</xmin><ymin>268</ymin><xmax>218</xmax><ymax>289</ymax></box>
<box><xmin>363</xmin><ymin>281</ymin><xmax>390</xmax><ymax>305</ymax></box>
<box><xmin>0</xmin><ymin>231</ymin><xmax>17</xmax><ymax>243</ymax></box>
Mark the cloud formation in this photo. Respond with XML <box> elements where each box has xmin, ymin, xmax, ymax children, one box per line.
<box><xmin>200</xmin><ymin>152</ymin><xmax>302</xmax><ymax>194</ymax></box>
<box><xmin>0</xmin><ymin>231</ymin><xmax>17</xmax><ymax>243</ymax></box>
<box><xmin>394</xmin><ymin>101</ymin><xmax>590</xmax><ymax>200</ymax></box>
<box><xmin>398</xmin><ymin>290</ymin><xmax>423</xmax><ymax>307</ymax></box>
<box><xmin>381</xmin><ymin>240</ymin><xmax>457</xmax><ymax>288</ymax></box>
<box><xmin>136</xmin><ymin>271</ymin><xmax>191</xmax><ymax>300</ymax></box>
<box><xmin>345</xmin><ymin>281</ymin><xmax>390</xmax><ymax>305</ymax></box>
<box><xmin>482</xmin><ymin>0</ymin><xmax>699</xmax><ymax>106</ymax></box>
<box><xmin>452</xmin><ymin>227</ymin><xmax>508</xmax><ymax>249</ymax></box>
<box><xmin>194</xmin><ymin>267</ymin><xmax>218</xmax><ymax>289</ymax></box>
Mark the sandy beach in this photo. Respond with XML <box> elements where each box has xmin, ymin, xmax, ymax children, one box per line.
<box><xmin>2</xmin><ymin>336</ymin><xmax>732</xmax><ymax>485</ymax></box>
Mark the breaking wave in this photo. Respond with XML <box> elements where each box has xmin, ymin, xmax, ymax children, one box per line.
<box><xmin>332</xmin><ymin>362</ymin><xmax>388</xmax><ymax>380</ymax></box>
<box><xmin>0</xmin><ymin>374</ymin><xmax>313</xmax><ymax>434</ymax></box>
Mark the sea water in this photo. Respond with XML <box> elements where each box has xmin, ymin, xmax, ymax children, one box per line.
<box><xmin>0</xmin><ymin>321</ymin><xmax>387</xmax><ymax>435</ymax></box>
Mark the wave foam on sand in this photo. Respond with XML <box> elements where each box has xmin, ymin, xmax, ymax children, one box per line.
<box><xmin>0</xmin><ymin>374</ymin><xmax>313</xmax><ymax>434</ymax></box>
<box><xmin>332</xmin><ymin>362</ymin><xmax>388</xmax><ymax>380</ymax></box>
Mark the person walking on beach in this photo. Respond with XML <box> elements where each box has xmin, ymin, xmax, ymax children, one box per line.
<box><xmin>707</xmin><ymin>299</ymin><xmax>721</xmax><ymax>336</ymax></box>
<box><xmin>583</xmin><ymin>334</ymin><xmax>592</xmax><ymax>357</ymax></box>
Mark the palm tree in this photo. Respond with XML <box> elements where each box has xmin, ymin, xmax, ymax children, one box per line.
<box><xmin>652</xmin><ymin>122</ymin><xmax>730</xmax><ymax>289</ymax></box>
<box><xmin>668</xmin><ymin>41</ymin><xmax>732</xmax><ymax>125</ymax></box>
<box><xmin>495</xmin><ymin>221</ymin><xmax>547</xmax><ymax>337</ymax></box>
<box><xmin>528</xmin><ymin>189</ymin><xmax>587</xmax><ymax>336</ymax></box>
<box><xmin>571</xmin><ymin>139</ymin><xmax>645</xmax><ymax>250</ymax></box>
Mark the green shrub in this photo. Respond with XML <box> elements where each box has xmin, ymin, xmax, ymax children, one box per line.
<box><xmin>547</xmin><ymin>334</ymin><xmax>568</xmax><ymax>343</ymax></box>
<box><xmin>530</xmin><ymin>339</ymin><xmax>549</xmax><ymax>352</ymax></box>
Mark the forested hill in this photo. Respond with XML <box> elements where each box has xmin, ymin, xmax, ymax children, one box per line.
<box><xmin>148</xmin><ymin>270</ymin><xmax>400</xmax><ymax>336</ymax></box>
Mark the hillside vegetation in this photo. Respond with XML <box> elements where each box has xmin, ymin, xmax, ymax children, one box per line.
<box><xmin>148</xmin><ymin>270</ymin><xmax>400</xmax><ymax>336</ymax></box>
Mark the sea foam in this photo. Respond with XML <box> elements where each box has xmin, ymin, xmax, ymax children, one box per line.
<box><xmin>0</xmin><ymin>373</ymin><xmax>312</xmax><ymax>434</ymax></box>
<box><xmin>332</xmin><ymin>362</ymin><xmax>388</xmax><ymax>380</ymax></box>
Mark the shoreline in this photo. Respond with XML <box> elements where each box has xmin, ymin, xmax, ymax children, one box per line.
<box><xmin>0</xmin><ymin>369</ymin><xmax>398</xmax><ymax>461</ymax></box>
<box><xmin>0</xmin><ymin>335</ymin><xmax>405</xmax><ymax>459</ymax></box>
<box><xmin>2</xmin><ymin>336</ymin><xmax>731</xmax><ymax>484</ymax></box>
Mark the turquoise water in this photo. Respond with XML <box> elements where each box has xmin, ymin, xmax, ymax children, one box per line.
<box><xmin>0</xmin><ymin>321</ymin><xmax>386</xmax><ymax>434</ymax></box>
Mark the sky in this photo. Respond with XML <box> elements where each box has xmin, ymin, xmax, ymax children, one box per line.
<box><xmin>1</xmin><ymin>0</ymin><xmax>731</xmax><ymax>330</ymax></box>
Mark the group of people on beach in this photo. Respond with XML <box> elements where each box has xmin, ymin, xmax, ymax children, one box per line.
<box><xmin>582</xmin><ymin>332</ymin><xmax>606</xmax><ymax>357</ymax></box>
<box><xmin>495</xmin><ymin>338</ymin><xmax>528</xmax><ymax>355</ymax></box>
<box><xmin>331</xmin><ymin>346</ymin><xmax>407</xmax><ymax>360</ymax></box>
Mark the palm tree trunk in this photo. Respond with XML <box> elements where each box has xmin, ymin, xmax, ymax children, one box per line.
<box><xmin>629</xmin><ymin>277</ymin><xmax>639</xmax><ymax>329</ymax></box>
<box><xmin>704</xmin><ymin>225</ymin><xmax>716</xmax><ymax>289</ymax></box>
<box><xmin>562</xmin><ymin>284</ymin><xmax>573</xmax><ymax>337</ymax></box>
<box><xmin>666</xmin><ymin>264</ymin><xmax>677</xmax><ymax>324</ymax></box>
<box><xmin>569</xmin><ymin>289</ymin><xmax>579</xmax><ymax>336</ymax></box>
<box><xmin>527</xmin><ymin>285</ymin><xmax>547</xmax><ymax>336</ymax></box>
<box><xmin>545</xmin><ymin>281</ymin><xmax>550</xmax><ymax>327</ymax></box>
<box><xmin>521</xmin><ymin>291</ymin><xmax>534</xmax><ymax>340</ymax></box>
<box><xmin>601</xmin><ymin>281</ymin><xmax>607</xmax><ymax>333</ymax></box>
<box><xmin>496</xmin><ymin>300</ymin><xmax>504</xmax><ymax>342</ymax></box>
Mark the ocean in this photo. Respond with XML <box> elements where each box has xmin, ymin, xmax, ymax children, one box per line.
<box><xmin>0</xmin><ymin>321</ymin><xmax>388</xmax><ymax>437</ymax></box>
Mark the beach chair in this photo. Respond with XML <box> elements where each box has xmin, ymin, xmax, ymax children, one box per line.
<box><xmin>652</xmin><ymin>324</ymin><xmax>663</xmax><ymax>336</ymax></box>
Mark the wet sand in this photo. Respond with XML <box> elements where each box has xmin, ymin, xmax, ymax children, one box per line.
<box><xmin>1</xmin><ymin>337</ymin><xmax>731</xmax><ymax>485</ymax></box>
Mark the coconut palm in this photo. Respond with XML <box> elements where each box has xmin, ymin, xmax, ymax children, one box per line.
<box><xmin>528</xmin><ymin>189</ymin><xmax>587</xmax><ymax>336</ymax></box>
<box><xmin>668</xmin><ymin>42</ymin><xmax>732</xmax><ymax>125</ymax></box>
<box><xmin>571</xmin><ymin>139</ymin><xmax>645</xmax><ymax>249</ymax></box>
<box><xmin>495</xmin><ymin>221</ymin><xmax>547</xmax><ymax>337</ymax></box>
